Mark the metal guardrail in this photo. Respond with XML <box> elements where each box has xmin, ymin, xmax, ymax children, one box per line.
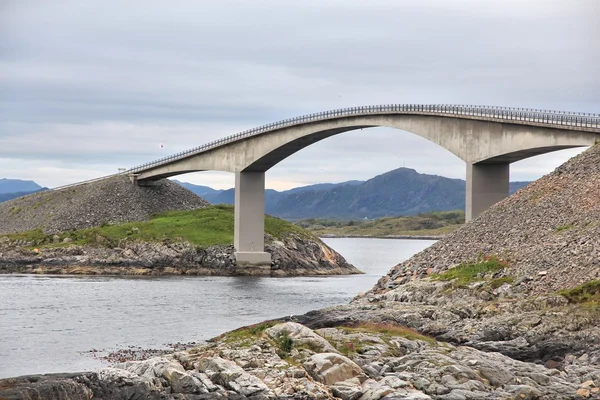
<box><xmin>126</xmin><ymin>104</ymin><xmax>600</xmax><ymax>174</ymax></box>
<box><xmin>52</xmin><ymin>104</ymin><xmax>599</xmax><ymax>190</ymax></box>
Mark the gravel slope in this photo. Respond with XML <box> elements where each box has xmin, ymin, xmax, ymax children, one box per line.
<box><xmin>0</xmin><ymin>176</ymin><xmax>210</xmax><ymax>234</ymax></box>
<box><xmin>374</xmin><ymin>144</ymin><xmax>600</xmax><ymax>294</ymax></box>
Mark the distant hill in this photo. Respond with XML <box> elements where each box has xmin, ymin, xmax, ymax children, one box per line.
<box><xmin>0</xmin><ymin>178</ymin><xmax>43</xmax><ymax>194</ymax></box>
<box><xmin>0</xmin><ymin>189</ymin><xmax>47</xmax><ymax>203</ymax></box>
<box><xmin>0</xmin><ymin>179</ymin><xmax>47</xmax><ymax>203</ymax></box>
<box><xmin>175</xmin><ymin>169</ymin><xmax>531</xmax><ymax>219</ymax></box>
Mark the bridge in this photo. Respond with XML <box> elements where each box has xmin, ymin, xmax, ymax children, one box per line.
<box><xmin>111</xmin><ymin>104</ymin><xmax>599</xmax><ymax>266</ymax></box>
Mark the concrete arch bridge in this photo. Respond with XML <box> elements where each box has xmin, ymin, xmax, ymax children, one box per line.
<box><xmin>121</xmin><ymin>104</ymin><xmax>600</xmax><ymax>265</ymax></box>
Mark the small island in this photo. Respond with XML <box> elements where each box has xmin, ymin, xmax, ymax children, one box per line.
<box><xmin>0</xmin><ymin>177</ymin><xmax>361</xmax><ymax>277</ymax></box>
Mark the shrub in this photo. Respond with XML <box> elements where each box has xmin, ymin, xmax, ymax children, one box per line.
<box><xmin>275</xmin><ymin>331</ymin><xmax>294</xmax><ymax>358</ymax></box>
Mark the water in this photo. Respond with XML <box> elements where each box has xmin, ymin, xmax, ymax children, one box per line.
<box><xmin>0</xmin><ymin>238</ymin><xmax>434</xmax><ymax>378</ymax></box>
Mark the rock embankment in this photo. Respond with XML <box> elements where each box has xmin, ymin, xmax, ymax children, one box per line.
<box><xmin>373</xmin><ymin>144</ymin><xmax>600</xmax><ymax>295</ymax></box>
<box><xmin>2</xmin><ymin>321</ymin><xmax>599</xmax><ymax>399</ymax></box>
<box><xmin>0</xmin><ymin>176</ymin><xmax>210</xmax><ymax>234</ymax></box>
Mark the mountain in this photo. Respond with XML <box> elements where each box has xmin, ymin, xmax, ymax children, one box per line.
<box><xmin>0</xmin><ymin>175</ymin><xmax>530</xmax><ymax>217</ymax></box>
<box><xmin>174</xmin><ymin>169</ymin><xmax>530</xmax><ymax>219</ymax></box>
<box><xmin>0</xmin><ymin>179</ymin><xmax>43</xmax><ymax>194</ymax></box>
<box><xmin>0</xmin><ymin>189</ymin><xmax>47</xmax><ymax>203</ymax></box>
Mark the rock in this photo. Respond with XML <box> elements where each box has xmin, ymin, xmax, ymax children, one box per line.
<box><xmin>0</xmin><ymin>373</ymin><xmax>93</xmax><ymax>400</ymax></box>
<box><xmin>163</xmin><ymin>368</ymin><xmax>207</xmax><ymax>394</ymax></box>
<box><xmin>505</xmin><ymin>384</ymin><xmax>544</xmax><ymax>399</ymax></box>
<box><xmin>97</xmin><ymin>367</ymin><xmax>162</xmax><ymax>399</ymax></box>
<box><xmin>331</xmin><ymin>377</ymin><xmax>364</xmax><ymax>400</ymax></box>
<box><xmin>266</xmin><ymin>322</ymin><xmax>339</xmax><ymax>354</ymax></box>
<box><xmin>303</xmin><ymin>353</ymin><xmax>366</xmax><ymax>385</ymax></box>
<box><xmin>577</xmin><ymin>388</ymin><xmax>591</xmax><ymax>397</ymax></box>
<box><xmin>197</xmin><ymin>356</ymin><xmax>273</xmax><ymax>397</ymax></box>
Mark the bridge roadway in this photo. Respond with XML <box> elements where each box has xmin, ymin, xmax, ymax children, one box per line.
<box><xmin>73</xmin><ymin>104</ymin><xmax>600</xmax><ymax>266</ymax></box>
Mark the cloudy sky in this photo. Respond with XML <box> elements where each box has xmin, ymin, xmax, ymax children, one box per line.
<box><xmin>1</xmin><ymin>0</ymin><xmax>598</xmax><ymax>190</ymax></box>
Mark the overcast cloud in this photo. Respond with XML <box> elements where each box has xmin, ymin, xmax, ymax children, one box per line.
<box><xmin>1</xmin><ymin>0</ymin><xmax>599</xmax><ymax>190</ymax></box>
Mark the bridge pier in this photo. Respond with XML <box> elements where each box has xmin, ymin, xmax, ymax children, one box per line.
<box><xmin>466</xmin><ymin>162</ymin><xmax>509</xmax><ymax>222</ymax></box>
<box><xmin>234</xmin><ymin>171</ymin><xmax>272</xmax><ymax>266</ymax></box>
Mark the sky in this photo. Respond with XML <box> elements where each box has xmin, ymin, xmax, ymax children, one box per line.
<box><xmin>1</xmin><ymin>0</ymin><xmax>599</xmax><ymax>190</ymax></box>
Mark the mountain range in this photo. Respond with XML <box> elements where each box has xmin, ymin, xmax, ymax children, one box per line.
<box><xmin>175</xmin><ymin>168</ymin><xmax>530</xmax><ymax>219</ymax></box>
<box><xmin>0</xmin><ymin>179</ymin><xmax>47</xmax><ymax>203</ymax></box>
<box><xmin>0</xmin><ymin>169</ymin><xmax>529</xmax><ymax>219</ymax></box>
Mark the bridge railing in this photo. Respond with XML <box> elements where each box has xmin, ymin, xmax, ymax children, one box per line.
<box><xmin>125</xmin><ymin>104</ymin><xmax>599</xmax><ymax>174</ymax></box>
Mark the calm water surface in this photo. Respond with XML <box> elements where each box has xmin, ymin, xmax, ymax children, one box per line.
<box><xmin>0</xmin><ymin>238</ymin><xmax>434</xmax><ymax>378</ymax></box>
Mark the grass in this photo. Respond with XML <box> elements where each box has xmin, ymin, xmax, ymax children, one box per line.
<box><xmin>9</xmin><ymin>206</ymin><xmax>22</xmax><ymax>215</ymax></box>
<box><xmin>341</xmin><ymin>322</ymin><xmax>436</xmax><ymax>345</ymax></box>
<box><xmin>4</xmin><ymin>228</ymin><xmax>48</xmax><ymax>244</ymax></box>
<box><xmin>555</xmin><ymin>224</ymin><xmax>574</xmax><ymax>232</ymax></box>
<box><xmin>216</xmin><ymin>321</ymin><xmax>280</xmax><ymax>344</ymax></box>
<box><xmin>296</xmin><ymin>210</ymin><xmax>464</xmax><ymax>237</ymax></box>
<box><xmin>430</xmin><ymin>255</ymin><xmax>509</xmax><ymax>288</ymax></box>
<box><xmin>337</xmin><ymin>340</ymin><xmax>363</xmax><ymax>356</ymax></box>
<box><xmin>489</xmin><ymin>276</ymin><xmax>515</xmax><ymax>289</ymax></box>
<box><xmin>2</xmin><ymin>205</ymin><xmax>314</xmax><ymax>249</ymax></box>
<box><xmin>559</xmin><ymin>280</ymin><xmax>600</xmax><ymax>305</ymax></box>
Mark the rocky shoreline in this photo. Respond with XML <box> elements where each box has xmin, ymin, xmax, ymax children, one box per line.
<box><xmin>0</xmin><ymin>233</ymin><xmax>362</xmax><ymax>277</ymax></box>
<box><xmin>2</xmin><ymin>318</ymin><xmax>599</xmax><ymax>399</ymax></box>
<box><xmin>2</xmin><ymin>146</ymin><xmax>600</xmax><ymax>399</ymax></box>
<box><xmin>320</xmin><ymin>234</ymin><xmax>443</xmax><ymax>240</ymax></box>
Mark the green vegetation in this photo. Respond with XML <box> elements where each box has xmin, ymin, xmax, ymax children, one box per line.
<box><xmin>295</xmin><ymin>210</ymin><xmax>464</xmax><ymax>237</ymax></box>
<box><xmin>555</xmin><ymin>223</ymin><xmax>574</xmax><ymax>232</ymax></box>
<box><xmin>430</xmin><ymin>255</ymin><xmax>509</xmax><ymax>288</ymax></box>
<box><xmin>341</xmin><ymin>322</ymin><xmax>436</xmax><ymax>345</ymax></box>
<box><xmin>4</xmin><ymin>228</ymin><xmax>48</xmax><ymax>243</ymax></box>
<box><xmin>337</xmin><ymin>340</ymin><xmax>363</xmax><ymax>356</ymax></box>
<box><xmin>559</xmin><ymin>280</ymin><xmax>600</xmax><ymax>305</ymax></box>
<box><xmin>274</xmin><ymin>331</ymin><xmax>294</xmax><ymax>358</ymax></box>
<box><xmin>489</xmin><ymin>276</ymin><xmax>515</xmax><ymax>289</ymax></box>
<box><xmin>216</xmin><ymin>321</ymin><xmax>280</xmax><ymax>345</ymax></box>
<box><xmin>9</xmin><ymin>206</ymin><xmax>22</xmax><ymax>215</ymax></box>
<box><xmin>3</xmin><ymin>205</ymin><xmax>312</xmax><ymax>249</ymax></box>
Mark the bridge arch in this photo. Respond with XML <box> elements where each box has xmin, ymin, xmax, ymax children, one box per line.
<box><xmin>126</xmin><ymin>105</ymin><xmax>600</xmax><ymax>266</ymax></box>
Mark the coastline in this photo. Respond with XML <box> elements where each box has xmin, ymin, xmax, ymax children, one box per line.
<box><xmin>319</xmin><ymin>234</ymin><xmax>443</xmax><ymax>240</ymax></box>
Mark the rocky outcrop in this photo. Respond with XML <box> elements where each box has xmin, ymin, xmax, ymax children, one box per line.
<box><xmin>0</xmin><ymin>176</ymin><xmax>210</xmax><ymax>235</ymax></box>
<box><xmin>2</xmin><ymin>321</ymin><xmax>599</xmax><ymax>399</ymax></box>
<box><xmin>0</xmin><ymin>233</ymin><xmax>361</xmax><ymax>276</ymax></box>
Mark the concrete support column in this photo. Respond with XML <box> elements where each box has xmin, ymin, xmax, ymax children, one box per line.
<box><xmin>466</xmin><ymin>162</ymin><xmax>509</xmax><ymax>222</ymax></box>
<box><xmin>234</xmin><ymin>171</ymin><xmax>271</xmax><ymax>266</ymax></box>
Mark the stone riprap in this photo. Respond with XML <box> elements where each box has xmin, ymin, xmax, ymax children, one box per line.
<box><xmin>372</xmin><ymin>144</ymin><xmax>600</xmax><ymax>295</ymax></box>
<box><xmin>0</xmin><ymin>176</ymin><xmax>210</xmax><ymax>235</ymax></box>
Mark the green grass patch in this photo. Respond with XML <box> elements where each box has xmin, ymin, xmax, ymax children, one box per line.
<box><xmin>489</xmin><ymin>276</ymin><xmax>515</xmax><ymax>289</ymax></box>
<box><xmin>296</xmin><ymin>210</ymin><xmax>464</xmax><ymax>237</ymax></box>
<box><xmin>2</xmin><ymin>205</ymin><xmax>314</xmax><ymax>249</ymax></box>
<box><xmin>555</xmin><ymin>224</ymin><xmax>574</xmax><ymax>232</ymax></box>
<box><xmin>430</xmin><ymin>255</ymin><xmax>509</xmax><ymax>288</ymax></box>
<box><xmin>559</xmin><ymin>280</ymin><xmax>600</xmax><ymax>304</ymax></box>
<box><xmin>9</xmin><ymin>206</ymin><xmax>22</xmax><ymax>215</ymax></box>
<box><xmin>5</xmin><ymin>228</ymin><xmax>49</xmax><ymax>244</ymax></box>
<box><xmin>215</xmin><ymin>321</ymin><xmax>280</xmax><ymax>344</ymax></box>
<box><xmin>342</xmin><ymin>322</ymin><xmax>436</xmax><ymax>345</ymax></box>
